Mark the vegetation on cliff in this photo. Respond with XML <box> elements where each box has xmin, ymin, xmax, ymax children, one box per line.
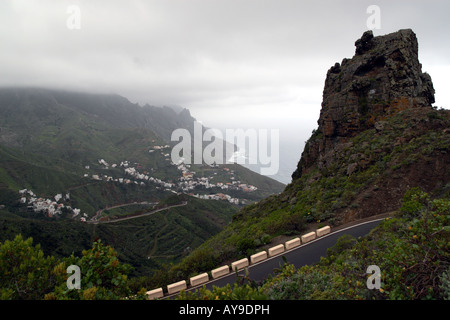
<box><xmin>177</xmin><ymin>188</ymin><xmax>449</xmax><ymax>300</ymax></box>
<box><xmin>164</xmin><ymin>106</ymin><xmax>449</xmax><ymax>281</ymax></box>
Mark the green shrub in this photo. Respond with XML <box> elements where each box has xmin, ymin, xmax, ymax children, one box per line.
<box><xmin>0</xmin><ymin>235</ymin><xmax>58</xmax><ymax>300</ymax></box>
<box><xmin>439</xmin><ymin>269</ymin><xmax>450</xmax><ymax>300</ymax></box>
<box><xmin>399</xmin><ymin>187</ymin><xmax>429</xmax><ymax>217</ymax></box>
<box><xmin>48</xmin><ymin>240</ymin><xmax>134</xmax><ymax>300</ymax></box>
<box><xmin>237</xmin><ymin>238</ymin><xmax>256</xmax><ymax>256</ymax></box>
<box><xmin>177</xmin><ymin>282</ymin><xmax>268</xmax><ymax>300</ymax></box>
<box><xmin>265</xmin><ymin>265</ymin><xmax>338</xmax><ymax>300</ymax></box>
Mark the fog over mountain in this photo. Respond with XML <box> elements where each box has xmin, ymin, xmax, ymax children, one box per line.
<box><xmin>1</xmin><ymin>0</ymin><xmax>449</xmax><ymax>184</ymax></box>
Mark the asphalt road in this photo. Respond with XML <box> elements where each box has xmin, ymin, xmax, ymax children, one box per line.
<box><xmin>88</xmin><ymin>201</ymin><xmax>187</xmax><ymax>224</ymax></box>
<box><xmin>187</xmin><ymin>218</ymin><xmax>384</xmax><ymax>293</ymax></box>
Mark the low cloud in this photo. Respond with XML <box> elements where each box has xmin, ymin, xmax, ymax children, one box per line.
<box><xmin>0</xmin><ymin>1</ymin><xmax>449</xmax><ymax>177</ymax></box>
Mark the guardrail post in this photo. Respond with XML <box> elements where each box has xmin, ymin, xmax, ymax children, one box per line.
<box><xmin>285</xmin><ymin>237</ymin><xmax>301</xmax><ymax>250</ymax></box>
<box><xmin>268</xmin><ymin>244</ymin><xmax>285</xmax><ymax>257</ymax></box>
<box><xmin>146</xmin><ymin>288</ymin><xmax>164</xmax><ymax>300</ymax></box>
<box><xmin>301</xmin><ymin>231</ymin><xmax>316</xmax><ymax>243</ymax></box>
<box><xmin>167</xmin><ymin>280</ymin><xmax>187</xmax><ymax>295</ymax></box>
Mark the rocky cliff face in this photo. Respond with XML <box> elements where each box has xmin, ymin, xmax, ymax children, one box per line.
<box><xmin>293</xmin><ymin>29</ymin><xmax>435</xmax><ymax>179</ymax></box>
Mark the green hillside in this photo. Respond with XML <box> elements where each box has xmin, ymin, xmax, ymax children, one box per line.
<box><xmin>0</xmin><ymin>87</ymin><xmax>283</xmax><ymax>280</ymax></box>
<box><xmin>177</xmin><ymin>188</ymin><xmax>449</xmax><ymax>300</ymax></box>
<box><xmin>0</xmin><ymin>195</ymin><xmax>237</xmax><ymax>277</ymax></box>
<box><xmin>0</xmin><ymin>88</ymin><xmax>283</xmax><ymax>202</ymax></box>
<box><xmin>161</xmin><ymin>107</ymin><xmax>449</xmax><ymax>282</ymax></box>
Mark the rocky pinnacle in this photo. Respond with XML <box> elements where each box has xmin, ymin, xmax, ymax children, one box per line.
<box><xmin>292</xmin><ymin>29</ymin><xmax>435</xmax><ymax>180</ymax></box>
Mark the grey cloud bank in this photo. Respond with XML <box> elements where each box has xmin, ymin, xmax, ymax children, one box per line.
<box><xmin>1</xmin><ymin>0</ymin><xmax>449</xmax><ymax>183</ymax></box>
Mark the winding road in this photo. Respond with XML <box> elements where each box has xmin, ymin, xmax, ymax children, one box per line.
<box><xmin>165</xmin><ymin>217</ymin><xmax>386</xmax><ymax>298</ymax></box>
<box><xmin>88</xmin><ymin>201</ymin><xmax>188</xmax><ymax>224</ymax></box>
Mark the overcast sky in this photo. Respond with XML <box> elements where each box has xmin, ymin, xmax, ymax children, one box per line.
<box><xmin>1</xmin><ymin>0</ymin><xmax>449</xmax><ymax>183</ymax></box>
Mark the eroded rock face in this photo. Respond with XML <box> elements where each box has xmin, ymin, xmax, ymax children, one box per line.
<box><xmin>292</xmin><ymin>29</ymin><xmax>435</xmax><ymax>180</ymax></box>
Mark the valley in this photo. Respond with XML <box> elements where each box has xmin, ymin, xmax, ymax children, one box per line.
<box><xmin>0</xmin><ymin>87</ymin><xmax>284</xmax><ymax>277</ymax></box>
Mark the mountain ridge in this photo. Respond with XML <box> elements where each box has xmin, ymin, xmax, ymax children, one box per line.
<box><xmin>0</xmin><ymin>86</ymin><xmax>197</xmax><ymax>144</ymax></box>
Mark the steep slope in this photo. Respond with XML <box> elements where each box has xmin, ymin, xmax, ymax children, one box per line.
<box><xmin>0</xmin><ymin>87</ymin><xmax>196</xmax><ymax>141</ymax></box>
<box><xmin>0</xmin><ymin>87</ymin><xmax>189</xmax><ymax>166</ymax></box>
<box><xmin>287</xmin><ymin>29</ymin><xmax>447</xmax><ymax>223</ymax></box>
<box><xmin>248</xmin><ymin>28</ymin><xmax>448</xmax><ymax>227</ymax></box>
<box><xmin>164</xmin><ymin>29</ymin><xmax>449</xmax><ymax>281</ymax></box>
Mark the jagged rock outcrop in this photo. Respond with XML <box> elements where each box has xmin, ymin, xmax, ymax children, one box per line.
<box><xmin>292</xmin><ymin>29</ymin><xmax>435</xmax><ymax>179</ymax></box>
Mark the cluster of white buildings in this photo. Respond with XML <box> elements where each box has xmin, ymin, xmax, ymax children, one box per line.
<box><xmin>18</xmin><ymin>189</ymin><xmax>88</xmax><ymax>222</ymax></box>
<box><xmin>175</xmin><ymin>162</ymin><xmax>257</xmax><ymax>194</ymax></box>
<box><xmin>77</xmin><ymin>149</ymin><xmax>260</xmax><ymax>208</ymax></box>
<box><xmin>123</xmin><ymin>165</ymin><xmax>175</xmax><ymax>190</ymax></box>
<box><xmin>15</xmin><ymin>147</ymin><xmax>260</xmax><ymax>221</ymax></box>
<box><xmin>151</xmin><ymin>145</ymin><xmax>170</xmax><ymax>151</ymax></box>
<box><xmin>191</xmin><ymin>193</ymin><xmax>240</xmax><ymax>205</ymax></box>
